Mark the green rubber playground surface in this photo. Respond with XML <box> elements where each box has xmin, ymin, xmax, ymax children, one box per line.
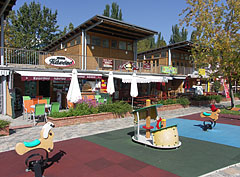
<box><xmin>83</xmin><ymin>127</ymin><xmax>240</xmax><ymax>177</ymax></box>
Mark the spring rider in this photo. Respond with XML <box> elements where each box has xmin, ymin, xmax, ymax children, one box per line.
<box><xmin>15</xmin><ymin>122</ymin><xmax>55</xmax><ymax>177</ymax></box>
<box><xmin>200</xmin><ymin>104</ymin><xmax>220</xmax><ymax>131</ymax></box>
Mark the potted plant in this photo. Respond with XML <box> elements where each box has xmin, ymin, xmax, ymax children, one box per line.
<box><xmin>0</xmin><ymin>120</ymin><xmax>11</xmax><ymax>136</ymax></box>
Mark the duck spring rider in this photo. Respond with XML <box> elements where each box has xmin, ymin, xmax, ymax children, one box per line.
<box><xmin>200</xmin><ymin>104</ymin><xmax>220</xmax><ymax>131</ymax></box>
<box><xmin>15</xmin><ymin>122</ymin><xmax>55</xmax><ymax>177</ymax></box>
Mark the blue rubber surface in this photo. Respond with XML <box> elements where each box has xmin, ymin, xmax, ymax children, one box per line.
<box><xmin>141</xmin><ymin>118</ymin><xmax>240</xmax><ymax>148</ymax></box>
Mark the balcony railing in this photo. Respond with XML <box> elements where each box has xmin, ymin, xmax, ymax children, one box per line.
<box><xmin>0</xmin><ymin>47</ymin><xmax>194</xmax><ymax>75</ymax></box>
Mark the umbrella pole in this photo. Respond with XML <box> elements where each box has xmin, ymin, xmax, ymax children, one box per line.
<box><xmin>132</xmin><ymin>97</ymin><xmax>133</xmax><ymax>109</ymax></box>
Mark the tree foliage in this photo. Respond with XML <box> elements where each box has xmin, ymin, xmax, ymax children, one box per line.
<box><xmin>180</xmin><ymin>0</ymin><xmax>240</xmax><ymax>107</ymax></box>
<box><xmin>169</xmin><ymin>24</ymin><xmax>188</xmax><ymax>44</ymax></box>
<box><xmin>6</xmin><ymin>1</ymin><xmax>61</xmax><ymax>49</ymax></box>
<box><xmin>60</xmin><ymin>22</ymin><xmax>75</xmax><ymax>36</ymax></box>
<box><xmin>137</xmin><ymin>36</ymin><xmax>156</xmax><ymax>53</ymax></box>
<box><xmin>156</xmin><ymin>32</ymin><xmax>167</xmax><ymax>48</ymax></box>
<box><xmin>103</xmin><ymin>2</ymin><xmax>123</xmax><ymax>20</ymax></box>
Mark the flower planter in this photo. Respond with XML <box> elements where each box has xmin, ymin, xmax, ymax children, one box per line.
<box><xmin>48</xmin><ymin>112</ymin><xmax>131</xmax><ymax>127</ymax></box>
<box><xmin>0</xmin><ymin>126</ymin><xmax>9</xmax><ymax>136</ymax></box>
<box><xmin>157</xmin><ymin>104</ymin><xmax>189</xmax><ymax>112</ymax></box>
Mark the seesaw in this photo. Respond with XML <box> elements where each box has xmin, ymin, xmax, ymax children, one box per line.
<box><xmin>132</xmin><ymin>104</ymin><xmax>181</xmax><ymax>149</ymax></box>
<box><xmin>15</xmin><ymin>122</ymin><xmax>55</xmax><ymax>177</ymax></box>
<box><xmin>200</xmin><ymin>105</ymin><xmax>221</xmax><ymax>131</ymax></box>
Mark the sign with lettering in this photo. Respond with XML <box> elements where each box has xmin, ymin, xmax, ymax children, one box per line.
<box><xmin>45</xmin><ymin>56</ymin><xmax>75</xmax><ymax>67</ymax></box>
<box><xmin>161</xmin><ymin>66</ymin><xmax>177</xmax><ymax>74</ymax></box>
<box><xmin>103</xmin><ymin>59</ymin><xmax>113</xmax><ymax>68</ymax></box>
<box><xmin>120</xmin><ymin>61</ymin><xmax>138</xmax><ymax>71</ymax></box>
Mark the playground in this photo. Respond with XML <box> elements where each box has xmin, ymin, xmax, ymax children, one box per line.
<box><xmin>0</xmin><ymin>106</ymin><xmax>240</xmax><ymax>177</ymax></box>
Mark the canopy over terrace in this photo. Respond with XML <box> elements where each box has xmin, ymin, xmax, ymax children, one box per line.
<box><xmin>113</xmin><ymin>74</ymin><xmax>170</xmax><ymax>83</ymax></box>
<box><xmin>15</xmin><ymin>70</ymin><xmax>102</xmax><ymax>81</ymax></box>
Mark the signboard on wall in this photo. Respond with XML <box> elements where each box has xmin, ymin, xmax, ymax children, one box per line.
<box><xmin>143</xmin><ymin>63</ymin><xmax>151</xmax><ymax>70</ymax></box>
<box><xmin>198</xmin><ymin>69</ymin><xmax>206</xmax><ymax>76</ymax></box>
<box><xmin>120</xmin><ymin>61</ymin><xmax>138</xmax><ymax>71</ymax></box>
<box><xmin>161</xmin><ymin>66</ymin><xmax>177</xmax><ymax>74</ymax></box>
<box><xmin>45</xmin><ymin>56</ymin><xmax>75</xmax><ymax>67</ymax></box>
<box><xmin>103</xmin><ymin>59</ymin><xmax>113</xmax><ymax>68</ymax></box>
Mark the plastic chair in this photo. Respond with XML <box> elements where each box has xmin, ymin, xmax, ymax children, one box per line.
<box><xmin>32</xmin><ymin>98</ymin><xmax>39</xmax><ymax>105</ymax></box>
<box><xmin>95</xmin><ymin>95</ymin><xmax>101</xmax><ymax>102</ymax></box>
<box><xmin>98</xmin><ymin>98</ymin><xmax>105</xmax><ymax>104</ymax></box>
<box><xmin>50</xmin><ymin>102</ymin><xmax>60</xmax><ymax>114</ymax></box>
<box><xmin>67</xmin><ymin>101</ymin><xmax>74</xmax><ymax>109</ymax></box>
<box><xmin>87</xmin><ymin>95</ymin><xmax>95</xmax><ymax>100</ymax></box>
<box><xmin>32</xmin><ymin>104</ymin><xmax>47</xmax><ymax>126</ymax></box>
<box><xmin>38</xmin><ymin>99</ymin><xmax>47</xmax><ymax>104</ymax></box>
<box><xmin>23</xmin><ymin>100</ymin><xmax>34</xmax><ymax>120</ymax></box>
<box><xmin>36</xmin><ymin>96</ymin><xmax>43</xmax><ymax>99</ymax></box>
<box><xmin>23</xmin><ymin>96</ymin><xmax>31</xmax><ymax>101</ymax></box>
<box><xmin>43</xmin><ymin>97</ymin><xmax>50</xmax><ymax>104</ymax></box>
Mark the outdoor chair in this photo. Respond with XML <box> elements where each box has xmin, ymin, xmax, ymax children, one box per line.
<box><xmin>32</xmin><ymin>98</ymin><xmax>39</xmax><ymax>105</ymax></box>
<box><xmin>50</xmin><ymin>102</ymin><xmax>60</xmax><ymax>114</ymax></box>
<box><xmin>43</xmin><ymin>97</ymin><xmax>50</xmax><ymax>104</ymax></box>
<box><xmin>32</xmin><ymin>104</ymin><xmax>47</xmax><ymax>126</ymax></box>
<box><xmin>95</xmin><ymin>95</ymin><xmax>101</xmax><ymax>102</ymax></box>
<box><xmin>67</xmin><ymin>101</ymin><xmax>74</xmax><ymax>109</ymax></box>
<box><xmin>23</xmin><ymin>100</ymin><xmax>34</xmax><ymax>120</ymax></box>
<box><xmin>36</xmin><ymin>96</ymin><xmax>43</xmax><ymax>99</ymax></box>
<box><xmin>98</xmin><ymin>98</ymin><xmax>105</xmax><ymax>104</ymax></box>
<box><xmin>23</xmin><ymin>96</ymin><xmax>31</xmax><ymax>101</ymax></box>
<box><xmin>38</xmin><ymin>99</ymin><xmax>47</xmax><ymax>104</ymax></box>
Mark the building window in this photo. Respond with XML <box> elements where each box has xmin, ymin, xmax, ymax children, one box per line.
<box><xmin>62</xmin><ymin>43</ymin><xmax>67</xmax><ymax>49</ymax></box>
<box><xmin>145</xmin><ymin>54</ymin><xmax>152</xmax><ymax>59</ymax></box>
<box><xmin>76</xmin><ymin>36</ymin><xmax>81</xmax><ymax>44</ymax></box>
<box><xmin>86</xmin><ymin>35</ymin><xmax>90</xmax><ymax>44</ymax></box>
<box><xmin>127</xmin><ymin>42</ymin><xmax>132</xmax><ymax>51</ymax></box>
<box><xmin>181</xmin><ymin>53</ymin><xmax>184</xmax><ymax>59</ymax></box>
<box><xmin>153</xmin><ymin>60</ymin><xmax>155</xmax><ymax>67</ymax></box>
<box><xmin>161</xmin><ymin>50</ymin><xmax>166</xmax><ymax>58</ymax></box>
<box><xmin>92</xmin><ymin>36</ymin><xmax>101</xmax><ymax>46</ymax></box>
<box><xmin>177</xmin><ymin>62</ymin><xmax>179</xmax><ymax>66</ymax></box>
<box><xmin>119</xmin><ymin>41</ymin><xmax>126</xmax><ymax>50</ymax></box>
<box><xmin>172</xmin><ymin>61</ymin><xmax>175</xmax><ymax>67</ymax></box>
<box><xmin>102</xmin><ymin>39</ymin><xmax>109</xmax><ymax>48</ymax></box>
<box><xmin>156</xmin><ymin>60</ymin><xmax>159</xmax><ymax>66</ymax></box>
<box><xmin>181</xmin><ymin>62</ymin><xmax>184</xmax><ymax>66</ymax></box>
<box><xmin>111</xmin><ymin>40</ymin><xmax>117</xmax><ymax>49</ymax></box>
<box><xmin>154</xmin><ymin>53</ymin><xmax>159</xmax><ymax>58</ymax></box>
<box><xmin>70</xmin><ymin>39</ymin><xmax>75</xmax><ymax>46</ymax></box>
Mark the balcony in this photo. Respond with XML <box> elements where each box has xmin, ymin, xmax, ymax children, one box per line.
<box><xmin>0</xmin><ymin>47</ymin><xmax>194</xmax><ymax>75</ymax></box>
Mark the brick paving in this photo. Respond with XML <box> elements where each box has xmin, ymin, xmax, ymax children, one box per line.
<box><xmin>0</xmin><ymin>100</ymin><xmax>240</xmax><ymax>176</ymax></box>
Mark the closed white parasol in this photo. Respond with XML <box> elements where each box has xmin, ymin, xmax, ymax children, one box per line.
<box><xmin>107</xmin><ymin>71</ymin><xmax>115</xmax><ymax>95</ymax></box>
<box><xmin>67</xmin><ymin>69</ymin><xmax>82</xmax><ymax>103</ymax></box>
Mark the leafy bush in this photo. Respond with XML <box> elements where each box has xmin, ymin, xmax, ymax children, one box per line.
<box><xmin>209</xmin><ymin>95</ymin><xmax>222</xmax><ymax>103</ymax></box>
<box><xmin>234</xmin><ymin>93</ymin><xmax>240</xmax><ymax>98</ymax></box>
<box><xmin>50</xmin><ymin>101</ymin><xmax>132</xmax><ymax>118</ymax></box>
<box><xmin>191</xmin><ymin>95</ymin><xmax>222</xmax><ymax>103</ymax></box>
<box><xmin>0</xmin><ymin>120</ymin><xmax>10</xmax><ymax>129</ymax></box>
<box><xmin>176</xmin><ymin>97</ymin><xmax>190</xmax><ymax>106</ymax></box>
<box><xmin>157</xmin><ymin>98</ymin><xmax>190</xmax><ymax>106</ymax></box>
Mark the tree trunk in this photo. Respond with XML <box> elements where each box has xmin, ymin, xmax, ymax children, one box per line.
<box><xmin>228</xmin><ymin>77</ymin><xmax>235</xmax><ymax>108</ymax></box>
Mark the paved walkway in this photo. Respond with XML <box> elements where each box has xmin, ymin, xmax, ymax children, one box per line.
<box><xmin>1</xmin><ymin>101</ymin><xmax>240</xmax><ymax>176</ymax></box>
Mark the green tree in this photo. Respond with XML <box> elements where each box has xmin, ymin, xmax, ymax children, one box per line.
<box><xmin>156</xmin><ymin>32</ymin><xmax>167</xmax><ymax>48</ymax></box>
<box><xmin>6</xmin><ymin>1</ymin><xmax>61</xmax><ymax>49</ymax></box>
<box><xmin>169</xmin><ymin>24</ymin><xmax>188</xmax><ymax>44</ymax></box>
<box><xmin>181</xmin><ymin>0</ymin><xmax>240</xmax><ymax>108</ymax></box>
<box><xmin>60</xmin><ymin>22</ymin><xmax>75</xmax><ymax>36</ymax></box>
<box><xmin>137</xmin><ymin>36</ymin><xmax>155</xmax><ymax>53</ymax></box>
<box><xmin>103</xmin><ymin>2</ymin><xmax>123</xmax><ymax>20</ymax></box>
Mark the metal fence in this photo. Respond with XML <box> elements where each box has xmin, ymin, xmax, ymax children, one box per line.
<box><xmin>0</xmin><ymin>47</ymin><xmax>195</xmax><ymax>75</ymax></box>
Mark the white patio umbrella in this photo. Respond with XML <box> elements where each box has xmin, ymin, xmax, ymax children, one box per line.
<box><xmin>130</xmin><ymin>72</ymin><xmax>138</xmax><ymax>108</ymax></box>
<box><xmin>107</xmin><ymin>71</ymin><xmax>115</xmax><ymax>95</ymax></box>
<box><xmin>67</xmin><ymin>69</ymin><xmax>82</xmax><ymax>103</ymax></box>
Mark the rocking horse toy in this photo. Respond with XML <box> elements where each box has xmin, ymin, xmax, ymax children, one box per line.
<box><xmin>15</xmin><ymin>122</ymin><xmax>55</xmax><ymax>177</ymax></box>
<box><xmin>200</xmin><ymin>104</ymin><xmax>221</xmax><ymax>131</ymax></box>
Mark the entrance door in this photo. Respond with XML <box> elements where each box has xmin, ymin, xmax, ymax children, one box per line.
<box><xmin>39</xmin><ymin>81</ymin><xmax>50</xmax><ymax>97</ymax></box>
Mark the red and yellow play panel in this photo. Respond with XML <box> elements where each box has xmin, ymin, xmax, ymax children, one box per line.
<box><xmin>0</xmin><ymin>138</ymin><xmax>178</xmax><ymax>177</ymax></box>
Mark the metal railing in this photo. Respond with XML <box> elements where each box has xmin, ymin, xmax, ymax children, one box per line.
<box><xmin>0</xmin><ymin>47</ymin><xmax>195</xmax><ymax>75</ymax></box>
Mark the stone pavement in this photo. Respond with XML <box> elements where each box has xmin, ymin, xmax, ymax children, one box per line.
<box><xmin>0</xmin><ymin>100</ymin><xmax>240</xmax><ymax>176</ymax></box>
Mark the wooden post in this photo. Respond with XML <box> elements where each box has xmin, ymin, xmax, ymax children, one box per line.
<box><xmin>146</xmin><ymin>99</ymin><xmax>151</xmax><ymax>138</ymax></box>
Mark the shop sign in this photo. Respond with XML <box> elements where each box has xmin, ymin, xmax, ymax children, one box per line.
<box><xmin>161</xmin><ymin>66</ymin><xmax>177</xmax><ymax>74</ymax></box>
<box><xmin>45</xmin><ymin>56</ymin><xmax>75</xmax><ymax>67</ymax></box>
<box><xmin>198</xmin><ymin>69</ymin><xmax>206</xmax><ymax>76</ymax></box>
<box><xmin>143</xmin><ymin>63</ymin><xmax>151</xmax><ymax>70</ymax></box>
<box><xmin>103</xmin><ymin>59</ymin><xmax>113</xmax><ymax>68</ymax></box>
<box><xmin>120</xmin><ymin>61</ymin><xmax>138</xmax><ymax>71</ymax></box>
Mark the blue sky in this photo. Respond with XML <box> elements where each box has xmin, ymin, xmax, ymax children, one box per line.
<box><xmin>13</xmin><ymin>0</ymin><xmax>193</xmax><ymax>44</ymax></box>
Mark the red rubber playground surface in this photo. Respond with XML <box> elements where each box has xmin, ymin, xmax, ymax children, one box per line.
<box><xmin>0</xmin><ymin>113</ymin><xmax>240</xmax><ymax>177</ymax></box>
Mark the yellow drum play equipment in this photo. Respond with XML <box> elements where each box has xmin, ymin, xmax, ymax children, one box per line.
<box><xmin>152</xmin><ymin>125</ymin><xmax>181</xmax><ymax>148</ymax></box>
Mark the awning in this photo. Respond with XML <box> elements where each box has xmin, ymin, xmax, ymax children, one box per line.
<box><xmin>15</xmin><ymin>71</ymin><xmax>102</xmax><ymax>81</ymax></box>
<box><xmin>113</xmin><ymin>74</ymin><xmax>167</xmax><ymax>83</ymax></box>
<box><xmin>0</xmin><ymin>70</ymin><xmax>9</xmax><ymax>76</ymax></box>
<box><xmin>173</xmin><ymin>76</ymin><xmax>186</xmax><ymax>80</ymax></box>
